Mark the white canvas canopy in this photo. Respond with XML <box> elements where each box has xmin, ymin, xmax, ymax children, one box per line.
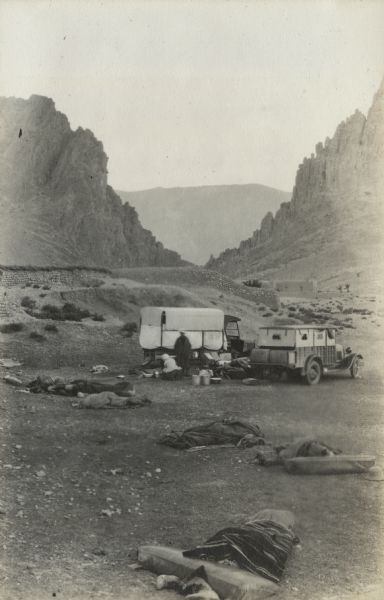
<box><xmin>139</xmin><ymin>307</ymin><xmax>226</xmax><ymax>351</ymax></box>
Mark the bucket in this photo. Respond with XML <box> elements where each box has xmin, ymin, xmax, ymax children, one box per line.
<box><xmin>201</xmin><ymin>375</ymin><xmax>211</xmax><ymax>386</ymax></box>
<box><xmin>191</xmin><ymin>374</ymin><xmax>200</xmax><ymax>386</ymax></box>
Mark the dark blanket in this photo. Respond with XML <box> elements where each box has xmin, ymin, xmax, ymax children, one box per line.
<box><xmin>183</xmin><ymin>520</ymin><xmax>297</xmax><ymax>583</ymax></box>
<box><xmin>27</xmin><ymin>377</ymin><xmax>134</xmax><ymax>397</ymax></box>
<box><xmin>158</xmin><ymin>419</ymin><xmax>265</xmax><ymax>449</ymax></box>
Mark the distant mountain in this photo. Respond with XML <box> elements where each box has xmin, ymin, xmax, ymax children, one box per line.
<box><xmin>207</xmin><ymin>79</ymin><xmax>384</xmax><ymax>289</ymax></box>
<box><xmin>0</xmin><ymin>95</ymin><xmax>184</xmax><ymax>267</ymax></box>
<box><xmin>118</xmin><ymin>185</ymin><xmax>291</xmax><ymax>264</ymax></box>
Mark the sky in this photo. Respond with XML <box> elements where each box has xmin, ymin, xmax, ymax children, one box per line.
<box><xmin>0</xmin><ymin>0</ymin><xmax>383</xmax><ymax>193</ymax></box>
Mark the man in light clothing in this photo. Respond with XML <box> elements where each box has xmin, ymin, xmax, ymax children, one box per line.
<box><xmin>160</xmin><ymin>354</ymin><xmax>182</xmax><ymax>380</ymax></box>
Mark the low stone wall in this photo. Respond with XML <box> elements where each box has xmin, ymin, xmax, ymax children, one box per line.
<box><xmin>0</xmin><ymin>267</ymin><xmax>107</xmax><ymax>288</ymax></box>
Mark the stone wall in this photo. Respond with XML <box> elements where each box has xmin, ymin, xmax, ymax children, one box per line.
<box><xmin>0</xmin><ymin>267</ymin><xmax>106</xmax><ymax>288</ymax></box>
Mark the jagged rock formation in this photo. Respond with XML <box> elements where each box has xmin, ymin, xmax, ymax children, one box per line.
<box><xmin>207</xmin><ymin>79</ymin><xmax>384</xmax><ymax>288</ymax></box>
<box><xmin>0</xmin><ymin>95</ymin><xmax>184</xmax><ymax>267</ymax></box>
<box><xmin>119</xmin><ymin>184</ymin><xmax>290</xmax><ymax>264</ymax></box>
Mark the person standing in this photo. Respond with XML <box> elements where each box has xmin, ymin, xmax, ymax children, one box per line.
<box><xmin>174</xmin><ymin>331</ymin><xmax>192</xmax><ymax>376</ymax></box>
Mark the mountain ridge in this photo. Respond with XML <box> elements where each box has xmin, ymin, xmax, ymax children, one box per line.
<box><xmin>0</xmin><ymin>95</ymin><xmax>185</xmax><ymax>268</ymax></box>
<box><xmin>118</xmin><ymin>184</ymin><xmax>291</xmax><ymax>264</ymax></box>
<box><xmin>206</xmin><ymin>79</ymin><xmax>384</xmax><ymax>287</ymax></box>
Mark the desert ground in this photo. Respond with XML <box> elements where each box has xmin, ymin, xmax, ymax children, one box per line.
<box><xmin>1</xmin><ymin>273</ymin><xmax>384</xmax><ymax>600</ymax></box>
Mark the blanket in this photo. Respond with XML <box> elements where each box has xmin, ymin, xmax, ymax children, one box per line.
<box><xmin>183</xmin><ymin>519</ymin><xmax>298</xmax><ymax>583</ymax></box>
<box><xmin>255</xmin><ymin>438</ymin><xmax>342</xmax><ymax>466</ymax></box>
<box><xmin>27</xmin><ymin>376</ymin><xmax>135</xmax><ymax>397</ymax></box>
<box><xmin>158</xmin><ymin>419</ymin><xmax>264</xmax><ymax>449</ymax></box>
<box><xmin>75</xmin><ymin>391</ymin><xmax>151</xmax><ymax>409</ymax></box>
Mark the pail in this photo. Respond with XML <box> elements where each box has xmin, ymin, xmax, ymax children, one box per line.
<box><xmin>201</xmin><ymin>375</ymin><xmax>211</xmax><ymax>386</ymax></box>
<box><xmin>191</xmin><ymin>374</ymin><xmax>200</xmax><ymax>386</ymax></box>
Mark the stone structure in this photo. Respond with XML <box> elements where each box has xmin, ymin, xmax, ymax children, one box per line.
<box><xmin>0</xmin><ymin>95</ymin><xmax>185</xmax><ymax>268</ymax></box>
<box><xmin>0</xmin><ymin>267</ymin><xmax>107</xmax><ymax>288</ymax></box>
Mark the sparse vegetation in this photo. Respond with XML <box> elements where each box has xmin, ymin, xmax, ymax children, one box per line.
<box><xmin>29</xmin><ymin>331</ymin><xmax>46</xmax><ymax>342</ymax></box>
<box><xmin>21</xmin><ymin>296</ymin><xmax>36</xmax><ymax>309</ymax></box>
<box><xmin>92</xmin><ymin>313</ymin><xmax>105</xmax><ymax>322</ymax></box>
<box><xmin>85</xmin><ymin>278</ymin><xmax>104</xmax><ymax>288</ymax></box>
<box><xmin>28</xmin><ymin>302</ymin><xmax>91</xmax><ymax>322</ymax></box>
<box><xmin>120</xmin><ymin>321</ymin><xmax>138</xmax><ymax>337</ymax></box>
<box><xmin>0</xmin><ymin>322</ymin><xmax>24</xmax><ymax>333</ymax></box>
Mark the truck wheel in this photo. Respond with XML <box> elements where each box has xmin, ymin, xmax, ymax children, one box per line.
<box><xmin>305</xmin><ymin>359</ymin><xmax>322</xmax><ymax>385</ymax></box>
<box><xmin>350</xmin><ymin>359</ymin><xmax>361</xmax><ymax>378</ymax></box>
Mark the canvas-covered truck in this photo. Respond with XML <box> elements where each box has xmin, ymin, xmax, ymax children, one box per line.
<box><xmin>139</xmin><ymin>307</ymin><xmax>245</xmax><ymax>363</ymax></box>
<box><xmin>250</xmin><ymin>325</ymin><xmax>363</xmax><ymax>385</ymax></box>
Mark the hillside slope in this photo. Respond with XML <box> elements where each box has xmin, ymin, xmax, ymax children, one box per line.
<box><xmin>0</xmin><ymin>95</ymin><xmax>184</xmax><ymax>268</ymax></box>
<box><xmin>119</xmin><ymin>184</ymin><xmax>290</xmax><ymax>264</ymax></box>
<box><xmin>207</xmin><ymin>79</ymin><xmax>384</xmax><ymax>290</ymax></box>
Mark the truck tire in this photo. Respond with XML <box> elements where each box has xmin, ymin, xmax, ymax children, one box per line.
<box><xmin>305</xmin><ymin>359</ymin><xmax>322</xmax><ymax>385</ymax></box>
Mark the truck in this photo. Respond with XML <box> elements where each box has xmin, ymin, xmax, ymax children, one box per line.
<box><xmin>250</xmin><ymin>325</ymin><xmax>363</xmax><ymax>385</ymax></box>
<box><xmin>139</xmin><ymin>306</ymin><xmax>245</xmax><ymax>363</ymax></box>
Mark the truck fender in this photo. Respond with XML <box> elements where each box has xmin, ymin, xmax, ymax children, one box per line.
<box><xmin>340</xmin><ymin>352</ymin><xmax>362</xmax><ymax>370</ymax></box>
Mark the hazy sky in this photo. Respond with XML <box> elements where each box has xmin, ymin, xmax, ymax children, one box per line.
<box><xmin>1</xmin><ymin>0</ymin><xmax>383</xmax><ymax>192</ymax></box>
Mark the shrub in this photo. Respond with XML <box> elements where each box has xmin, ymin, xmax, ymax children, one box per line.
<box><xmin>85</xmin><ymin>278</ymin><xmax>104</xmax><ymax>288</ymax></box>
<box><xmin>32</xmin><ymin>284</ymin><xmax>40</xmax><ymax>289</ymax></box>
<box><xmin>44</xmin><ymin>323</ymin><xmax>58</xmax><ymax>333</ymax></box>
<box><xmin>121</xmin><ymin>321</ymin><xmax>138</xmax><ymax>337</ymax></box>
<box><xmin>41</xmin><ymin>304</ymin><xmax>63</xmax><ymax>320</ymax></box>
<box><xmin>0</xmin><ymin>322</ymin><xmax>24</xmax><ymax>333</ymax></box>
<box><xmin>31</xmin><ymin>302</ymin><xmax>92</xmax><ymax>321</ymax></box>
<box><xmin>263</xmin><ymin>312</ymin><xmax>273</xmax><ymax>318</ymax></box>
<box><xmin>92</xmin><ymin>313</ymin><xmax>105</xmax><ymax>322</ymax></box>
<box><xmin>62</xmin><ymin>303</ymin><xmax>91</xmax><ymax>321</ymax></box>
<box><xmin>21</xmin><ymin>296</ymin><xmax>36</xmax><ymax>309</ymax></box>
<box><xmin>29</xmin><ymin>331</ymin><xmax>46</xmax><ymax>342</ymax></box>
<box><xmin>42</xmin><ymin>285</ymin><xmax>51</xmax><ymax>290</ymax></box>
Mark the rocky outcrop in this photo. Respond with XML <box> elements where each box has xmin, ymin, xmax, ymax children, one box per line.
<box><xmin>207</xmin><ymin>79</ymin><xmax>384</xmax><ymax>282</ymax></box>
<box><xmin>0</xmin><ymin>95</ymin><xmax>184</xmax><ymax>267</ymax></box>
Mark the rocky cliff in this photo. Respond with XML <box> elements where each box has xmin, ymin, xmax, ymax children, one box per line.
<box><xmin>0</xmin><ymin>95</ymin><xmax>184</xmax><ymax>267</ymax></box>
<box><xmin>207</xmin><ymin>79</ymin><xmax>384</xmax><ymax>288</ymax></box>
